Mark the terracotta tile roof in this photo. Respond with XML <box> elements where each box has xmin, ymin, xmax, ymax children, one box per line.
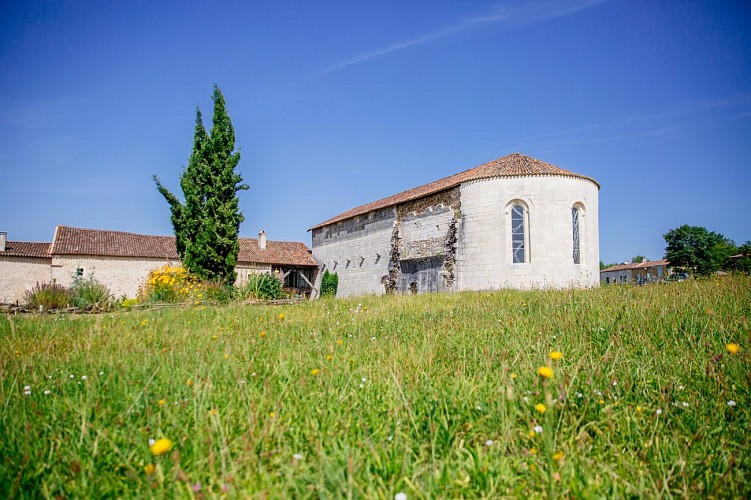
<box><xmin>52</xmin><ymin>226</ymin><xmax>179</xmax><ymax>259</ymax></box>
<box><xmin>239</xmin><ymin>239</ymin><xmax>316</xmax><ymax>267</ymax></box>
<box><xmin>601</xmin><ymin>260</ymin><xmax>670</xmax><ymax>272</ymax></box>
<box><xmin>50</xmin><ymin>226</ymin><xmax>316</xmax><ymax>267</ymax></box>
<box><xmin>0</xmin><ymin>241</ymin><xmax>51</xmax><ymax>258</ymax></box>
<box><xmin>311</xmin><ymin>152</ymin><xmax>600</xmax><ymax>230</ymax></box>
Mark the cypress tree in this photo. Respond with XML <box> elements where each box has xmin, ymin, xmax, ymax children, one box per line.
<box><xmin>154</xmin><ymin>85</ymin><xmax>249</xmax><ymax>285</ymax></box>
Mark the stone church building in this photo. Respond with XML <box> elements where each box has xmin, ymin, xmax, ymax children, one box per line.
<box><xmin>310</xmin><ymin>153</ymin><xmax>600</xmax><ymax>297</ymax></box>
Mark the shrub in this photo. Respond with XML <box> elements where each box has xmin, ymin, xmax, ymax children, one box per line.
<box><xmin>320</xmin><ymin>270</ymin><xmax>338</xmax><ymax>298</ymax></box>
<box><xmin>238</xmin><ymin>273</ymin><xmax>283</xmax><ymax>301</ymax></box>
<box><xmin>24</xmin><ymin>282</ymin><xmax>71</xmax><ymax>311</ymax></box>
<box><xmin>139</xmin><ymin>265</ymin><xmax>201</xmax><ymax>303</ymax></box>
<box><xmin>201</xmin><ymin>282</ymin><xmax>235</xmax><ymax>303</ymax></box>
<box><xmin>70</xmin><ymin>273</ymin><xmax>111</xmax><ymax>309</ymax></box>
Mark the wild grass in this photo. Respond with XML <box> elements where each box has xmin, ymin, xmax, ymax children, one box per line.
<box><xmin>1</xmin><ymin>277</ymin><xmax>749</xmax><ymax>497</ymax></box>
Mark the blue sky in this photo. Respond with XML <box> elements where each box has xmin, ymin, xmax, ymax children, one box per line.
<box><xmin>1</xmin><ymin>0</ymin><xmax>749</xmax><ymax>264</ymax></box>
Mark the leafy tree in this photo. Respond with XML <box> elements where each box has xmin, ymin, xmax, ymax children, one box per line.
<box><xmin>154</xmin><ymin>85</ymin><xmax>248</xmax><ymax>285</ymax></box>
<box><xmin>735</xmin><ymin>241</ymin><xmax>751</xmax><ymax>274</ymax></box>
<box><xmin>663</xmin><ymin>225</ymin><xmax>734</xmax><ymax>276</ymax></box>
<box><xmin>600</xmin><ymin>261</ymin><xmax>619</xmax><ymax>270</ymax></box>
<box><xmin>631</xmin><ymin>255</ymin><xmax>646</xmax><ymax>264</ymax></box>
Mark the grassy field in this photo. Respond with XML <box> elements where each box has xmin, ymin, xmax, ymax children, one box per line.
<box><xmin>1</xmin><ymin>277</ymin><xmax>750</xmax><ymax>498</ymax></box>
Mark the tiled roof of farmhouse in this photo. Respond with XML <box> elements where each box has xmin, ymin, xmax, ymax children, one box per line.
<box><xmin>51</xmin><ymin>226</ymin><xmax>316</xmax><ymax>267</ymax></box>
<box><xmin>0</xmin><ymin>241</ymin><xmax>51</xmax><ymax>258</ymax></box>
<box><xmin>310</xmin><ymin>152</ymin><xmax>600</xmax><ymax>230</ymax></box>
<box><xmin>601</xmin><ymin>260</ymin><xmax>670</xmax><ymax>272</ymax></box>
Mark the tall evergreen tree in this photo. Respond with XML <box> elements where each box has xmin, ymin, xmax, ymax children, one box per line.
<box><xmin>154</xmin><ymin>85</ymin><xmax>248</xmax><ymax>285</ymax></box>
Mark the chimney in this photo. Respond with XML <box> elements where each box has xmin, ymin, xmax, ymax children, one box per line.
<box><xmin>258</xmin><ymin>230</ymin><xmax>267</xmax><ymax>250</ymax></box>
<box><xmin>0</xmin><ymin>232</ymin><xmax>6</xmax><ymax>252</ymax></box>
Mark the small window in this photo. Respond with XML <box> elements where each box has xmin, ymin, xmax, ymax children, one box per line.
<box><xmin>511</xmin><ymin>204</ymin><xmax>526</xmax><ymax>263</ymax></box>
<box><xmin>75</xmin><ymin>267</ymin><xmax>84</xmax><ymax>277</ymax></box>
<box><xmin>572</xmin><ymin>207</ymin><xmax>581</xmax><ymax>264</ymax></box>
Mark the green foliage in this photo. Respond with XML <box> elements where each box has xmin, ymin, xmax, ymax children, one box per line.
<box><xmin>154</xmin><ymin>85</ymin><xmax>249</xmax><ymax>286</ymax></box>
<box><xmin>320</xmin><ymin>269</ymin><xmax>338</xmax><ymax>297</ymax></box>
<box><xmin>23</xmin><ymin>282</ymin><xmax>71</xmax><ymax>310</ymax></box>
<box><xmin>664</xmin><ymin>224</ymin><xmax>735</xmax><ymax>276</ymax></box>
<box><xmin>237</xmin><ymin>273</ymin><xmax>283</xmax><ymax>300</ymax></box>
<box><xmin>631</xmin><ymin>255</ymin><xmax>646</xmax><ymax>263</ymax></box>
<box><xmin>2</xmin><ymin>277</ymin><xmax>750</xmax><ymax>497</ymax></box>
<box><xmin>70</xmin><ymin>273</ymin><xmax>112</xmax><ymax>309</ymax></box>
<box><xmin>734</xmin><ymin>241</ymin><xmax>751</xmax><ymax>274</ymax></box>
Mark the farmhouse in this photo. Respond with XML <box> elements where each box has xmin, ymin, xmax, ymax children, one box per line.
<box><xmin>310</xmin><ymin>153</ymin><xmax>600</xmax><ymax>297</ymax></box>
<box><xmin>600</xmin><ymin>260</ymin><xmax>671</xmax><ymax>285</ymax></box>
<box><xmin>0</xmin><ymin>226</ymin><xmax>317</xmax><ymax>303</ymax></box>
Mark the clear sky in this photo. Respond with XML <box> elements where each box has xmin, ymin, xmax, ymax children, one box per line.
<box><xmin>1</xmin><ymin>0</ymin><xmax>749</xmax><ymax>264</ymax></box>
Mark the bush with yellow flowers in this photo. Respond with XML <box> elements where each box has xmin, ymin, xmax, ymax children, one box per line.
<box><xmin>138</xmin><ymin>265</ymin><xmax>204</xmax><ymax>303</ymax></box>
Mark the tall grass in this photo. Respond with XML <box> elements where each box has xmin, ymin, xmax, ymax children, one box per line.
<box><xmin>1</xmin><ymin>277</ymin><xmax>749</xmax><ymax>497</ymax></box>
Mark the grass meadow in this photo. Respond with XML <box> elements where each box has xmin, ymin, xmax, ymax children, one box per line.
<box><xmin>1</xmin><ymin>277</ymin><xmax>749</xmax><ymax>498</ymax></box>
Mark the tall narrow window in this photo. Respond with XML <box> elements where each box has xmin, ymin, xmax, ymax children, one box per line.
<box><xmin>572</xmin><ymin>206</ymin><xmax>581</xmax><ymax>264</ymax></box>
<box><xmin>511</xmin><ymin>204</ymin><xmax>526</xmax><ymax>263</ymax></box>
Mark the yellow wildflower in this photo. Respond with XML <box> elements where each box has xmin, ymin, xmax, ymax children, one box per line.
<box><xmin>535</xmin><ymin>403</ymin><xmax>546</xmax><ymax>414</ymax></box>
<box><xmin>158</xmin><ymin>399</ymin><xmax>166</xmax><ymax>406</ymax></box>
<box><xmin>326</xmin><ymin>355</ymin><xmax>333</xmax><ymax>361</ymax></box>
<box><xmin>209</xmin><ymin>408</ymin><xmax>218</xmax><ymax>416</ymax></box>
<box><xmin>269</xmin><ymin>412</ymin><xmax>276</xmax><ymax>418</ymax></box>
<box><xmin>511</xmin><ymin>373</ymin><xmax>517</xmax><ymax>379</ymax></box>
<box><xmin>311</xmin><ymin>369</ymin><xmax>320</xmax><ymax>376</ymax></box>
<box><xmin>260</xmin><ymin>330</ymin><xmax>267</xmax><ymax>338</ymax></box>
<box><xmin>186</xmin><ymin>379</ymin><xmax>194</xmax><ymax>387</ymax></box>
<box><xmin>727</xmin><ymin>343</ymin><xmax>740</xmax><ymax>355</ymax></box>
<box><xmin>150</xmin><ymin>438</ymin><xmax>173</xmax><ymax>456</ymax></box>
<box><xmin>528</xmin><ymin>430</ymin><xmax>536</xmax><ymax>438</ymax></box>
<box><xmin>636</xmin><ymin>406</ymin><xmax>643</xmax><ymax>413</ymax></box>
<box><xmin>278</xmin><ymin>313</ymin><xmax>285</xmax><ymax>320</ymax></box>
<box><xmin>529</xmin><ymin>447</ymin><xmax>537</xmax><ymax>455</ymax></box>
<box><xmin>336</xmin><ymin>339</ymin><xmax>343</xmax><ymax>346</ymax></box>
<box><xmin>599</xmin><ymin>399</ymin><xmax>605</xmax><ymax>404</ymax></box>
<box><xmin>552</xmin><ymin>451</ymin><xmax>565</xmax><ymax>461</ymax></box>
<box><xmin>549</xmin><ymin>351</ymin><xmax>563</xmax><ymax>360</ymax></box>
<box><xmin>538</xmin><ymin>366</ymin><xmax>554</xmax><ymax>379</ymax></box>
<box><xmin>144</xmin><ymin>463</ymin><xmax>156</xmax><ymax>475</ymax></box>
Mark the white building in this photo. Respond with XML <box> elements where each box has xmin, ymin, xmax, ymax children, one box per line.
<box><xmin>310</xmin><ymin>153</ymin><xmax>600</xmax><ymax>297</ymax></box>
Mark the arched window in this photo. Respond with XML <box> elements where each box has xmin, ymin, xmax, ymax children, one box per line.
<box><xmin>572</xmin><ymin>206</ymin><xmax>581</xmax><ymax>264</ymax></box>
<box><xmin>511</xmin><ymin>204</ymin><xmax>526</xmax><ymax>263</ymax></box>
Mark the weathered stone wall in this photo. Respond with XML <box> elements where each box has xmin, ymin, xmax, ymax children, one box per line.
<box><xmin>51</xmin><ymin>255</ymin><xmax>179</xmax><ymax>299</ymax></box>
<box><xmin>311</xmin><ymin>208</ymin><xmax>396</xmax><ymax>297</ymax></box>
<box><xmin>457</xmin><ymin>175</ymin><xmax>599</xmax><ymax>290</ymax></box>
<box><xmin>0</xmin><ymin>256</ymin><xmax>52</xmax><ymax>303</ymax></box>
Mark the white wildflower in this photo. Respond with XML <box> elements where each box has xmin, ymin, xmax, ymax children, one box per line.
<box><xmin>727</xmin><ymin>400</ymin><xmax>736</xmax><ymax>407</ymax></box>
<box><xmin>656</xmin><ymin>408</ymin><xmax>662</xmax><ymax>415</ymax></box>
<box><xmin>534</xmin><ymin>425</ymin><xmax>543</xmax><ymax>434</ymax></box>
<box><xmin>395</xmin><ymin>492</ymin><xmax>407</xmax><ymax>500</ymax></box>
<box><xmin>148</xmin><ymin>438</ymin><xmax>155</xmax><ymax>446</ymax></box>
<box><xmin>293</xmin><ymin>453</ymin><xmax>303</xmax><ymax>461</ymax></box>
<box><xmin>44</xmin><ymin>390</ymin><xmax>51</xmax><ymax>395</ymax></box>
<box><xmin>485</xmin><ymin>440</ymin><xmax>494</xmax><ymax>446</ymax></box>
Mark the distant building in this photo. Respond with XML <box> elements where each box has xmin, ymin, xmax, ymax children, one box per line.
<box><xmin>310</xmin><ymin>153</ymin><xmax>600</xmax><ymax>297</ymax></box>
<box><xmin>0</xmin><ymin>226</ymin><xmax>317</xmax><ymax>303</ymax></box>
<box><xmin>600</xmin><ymin>260</ymin><xmax>671</xmax><ymax>285</ymax></box>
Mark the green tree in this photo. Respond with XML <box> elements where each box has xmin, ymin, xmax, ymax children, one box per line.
<box><xmin>631</xmin><ymin>255</ymin><xmax>646</xmax><ymax>263</ymax></box>
<box><xmin>663</xmin><ymin>225</ymin><xmax>734</xmax><ymax>277</ymax></box>
<box><xmin>154</xmin><ymin>85</ymin><xmax>248</xmax><ymax>285</ymax></box>
<box><xmin>320</xmin><ymin>270</ymin><xmax>339</xmax><ymax>297</ymax></box>
<box><xmin>735</xmin><ymin>241</ymin><xmax>751</xmax><ymax>274</ymax></box>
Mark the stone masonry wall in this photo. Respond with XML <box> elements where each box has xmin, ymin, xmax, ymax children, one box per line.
<box><xmin>51</xmin><ymin>255</ymin><xmax>179</xmax><ymax>299</ymax></box>
<box><xmin>0</xmin><ymin>257</ymin><xmax>52</xmax><ymax>303</ymax></box>
<box><xmin>311</xmin><ymin>208</ymin><xmax>397</xmax><ymax>297</ymax></box>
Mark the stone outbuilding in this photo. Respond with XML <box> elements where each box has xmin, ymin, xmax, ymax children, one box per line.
<box><xmin>310</xmin><ymin>153</ymin><xmax>600</xmax><ymax>297</ymax></box>
<box><xmin>0</xmin><ymin>226</ymin><xmax>317</xmax><ymax>303</ymax></box>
